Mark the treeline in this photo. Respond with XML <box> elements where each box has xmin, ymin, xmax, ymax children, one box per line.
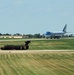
<box><xmin>25</xmin><ymin>34</ymin><xmax>45</xmax><ymax>38</ymax></box>
<box><xmin>0</xmin><ymin>33</ymin><xmax>22</xmax><ymax>36</ymax></box>
<box><xmin>0</xmin><ymin>33</ymin><xmax>74</xmax><ymax>38</ymax></box>
<box><xmin>0</xmin><ymin>33</ymin><xmax>44</xmax><ymax>38</ymax></box>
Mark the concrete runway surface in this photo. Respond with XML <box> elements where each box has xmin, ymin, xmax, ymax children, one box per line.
<box><xmin>0</xmin><ymin>50</ymin><xmax>74</xmax><ymax>54</ymax></box>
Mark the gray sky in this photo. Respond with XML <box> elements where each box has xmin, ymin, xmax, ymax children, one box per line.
<box><xmin>0</xmin><ymin>0</ymin><xmax>74</xmax><ymax>34</ymax></box>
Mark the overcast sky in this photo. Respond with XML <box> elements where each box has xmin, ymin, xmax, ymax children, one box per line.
<box><xmin>0</xmin><ymin>0</ymin><xmax>74</xmax><ymax>34</ymax></box>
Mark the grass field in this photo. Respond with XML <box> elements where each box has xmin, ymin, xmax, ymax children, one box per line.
<box><xmin>0</xmin><ymin>38</ymin><xmax>74</xmax><ymax>50</ymax></box>
<box><xmin>0</xmin><ymin>52</ymin><xmax>74</xmax><ymax>75</ymax></box>
<box><xmin>0</xmin><ymin>38</ymin><xmax>74</xmax><ymax>75</ymax></box>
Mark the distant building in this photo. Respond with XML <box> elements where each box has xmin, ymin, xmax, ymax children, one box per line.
<box><xmin>0</xmin><ymin>35</ymin><xmax>30</xmax><ymax>38</ymax></box>
<box><xmin>0</xmin><ymin>35</ymin><xmax>23</xmax><ymax>38</ymax></box>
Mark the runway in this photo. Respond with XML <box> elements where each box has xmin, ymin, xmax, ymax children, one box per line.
<box><xmin>0</xmin><ymin>50</ymin><xmax>74</xmax><ymax>54</ymax></box>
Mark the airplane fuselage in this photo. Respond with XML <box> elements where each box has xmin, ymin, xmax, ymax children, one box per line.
<box><xmin>44</xmin><ymin>24</ymin><xmax>67</xmax><ymax>39</ymax></box>
<box><xmin>45</xmin><ymin>32</ymin><xmax>65</xmax><ymax>39</ymax></box>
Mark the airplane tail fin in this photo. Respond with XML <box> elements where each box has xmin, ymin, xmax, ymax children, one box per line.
<box><xmin>63</xmin><ymin>24</ymin><xmax>67</xmax><ymax>33</ymax></box>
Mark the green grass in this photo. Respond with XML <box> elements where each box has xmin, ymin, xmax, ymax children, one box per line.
<box><xmin>29</xmin><ymin>39</ymin><xmax>74</xmax><ymax>50</ymax></box>
<box><xmin>0</xmin><ymin>38</ymin><xmax>74</xmax><ymax>50</ymax></box>
<box><xmin>0</xmin><ymin>52</ymin><xmax>74</xmax><ymax>75</ymax></box>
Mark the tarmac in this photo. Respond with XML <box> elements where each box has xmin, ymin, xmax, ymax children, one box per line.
<box><xmin>0</xmin><ymin>50</ymin><xmax>74</xmax><ymax>54</ymax></box>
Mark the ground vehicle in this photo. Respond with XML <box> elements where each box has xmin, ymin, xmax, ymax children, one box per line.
<box><xmin>0</xmin><ymin>41</ymin><xmax>31</xmax><ymax>50</ymax></box>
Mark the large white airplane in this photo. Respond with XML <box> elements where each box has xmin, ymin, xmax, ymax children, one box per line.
<box><xmin>44</xmin><ymin>24</ymin><xmax>67</xmax><ymax>39</ymax></box>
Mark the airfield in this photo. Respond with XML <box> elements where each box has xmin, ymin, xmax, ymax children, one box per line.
<box><xmin>0</xmin><ymin>38</ymin><xmax>74</xmax><ymax>53</ymax></box>
<box><xmin>0</xmin><ymin>50</ymin><xmax>74</xmax><ymax>53</ymax></box>
<box><xmin>0</xmin><ymin>38</ymin><xmax>74</xmax><ymax>52</ymax></box>
<box><xmin>0</xmin><ymin>38</ymin><xmax>74</xmax><ymax>75</ymax></box>
<box><xmin>0</xmin><ymin>50</ymin><xmax>74</xmax><ymax>75</ymax></box>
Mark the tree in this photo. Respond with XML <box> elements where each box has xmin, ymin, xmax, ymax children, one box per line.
<box><xmin>34</xmin><ymin>33</ymin><xmax>42</xmax><ymax>38</ymax></box>
<box><xmin>0</xmin><ymin>33</ymin><xmax>2</xmax><ymax>36</ymax></box>
<box><xmin>26</xmin><ymin>34</ymin><xmax>33</xmax><ymax>38</ymax></box>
